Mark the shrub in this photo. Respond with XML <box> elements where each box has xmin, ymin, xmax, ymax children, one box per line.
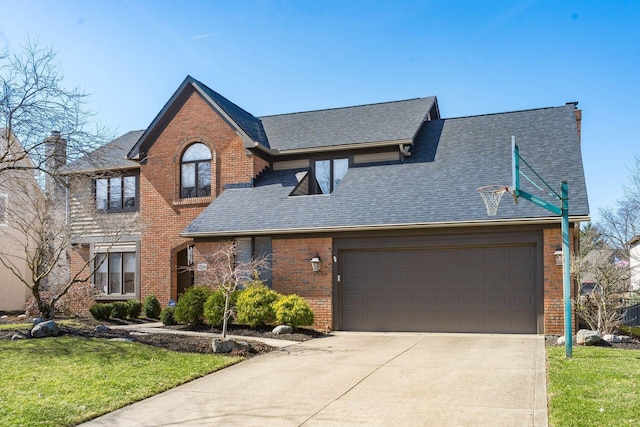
<box><xmin>24</xmin><ymin>282</ymin><xmax>98</xmax><ymax>318</ymax></box>
<box><xmin>89</xmin><ymin>303</ymin><xmax>112</xmax><ymax>321</ymax></box>
<box><xmin>236</xmin><ymin>285</ymin><xmax>278</xmax><ymax>328</ymax></box>
<box><xmin>143</xmin><ymin>294</ymin><xmax>162</xmax><ymax>319</ymax></box>
<box><xmin>174</xmin><ymin>286</ymin><xmax>213</xmax><ymax>325</ymax></box>
<box><xmin>161</xmin><ymin>306</ymin><xmax>177</xmax><ymax>325</ymax></box>
<box><xmin>203</xmin><ymin>289</ymin><xmax>239</xmax><ymax>326</ymax></box>
<box><xmin>127</xmin><ymin>300</ymin><xmax>143</xmax><ymax>319</ymax></box>
<box><xmin>110</xmin><ymin>301</ymin><xmax>129</xmax><ymax>319</ymax></box>
<box><xmin>273</xmin><ymin>294</ymin><xmax>315</xmax><ymax>328</ymax></box>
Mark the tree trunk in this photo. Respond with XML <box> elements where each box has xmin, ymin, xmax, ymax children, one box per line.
<box><xmin>221</xmin><ymin>290</ymin><xmax>231</xmax><ymax>339</ymax></box>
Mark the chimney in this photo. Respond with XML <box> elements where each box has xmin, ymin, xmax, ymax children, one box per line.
<box><xmin>45</xmin><ymin>130</ymin><xmax>67</xmax><ymax>200</ymax></box>
<box><xmin>566</xmin><ymin>102</ymin><xmax>582</xmax><ymax>143</ymax></box>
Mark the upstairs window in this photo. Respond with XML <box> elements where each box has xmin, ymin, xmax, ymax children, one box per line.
<box><xmin>181</xmin><ymin>143</ymin><xmax>211</xmax><ymax>198</ymax></box>
<box><xmin>96</xmin><ymin>175</ymin><xmax>137</xmax><ymax>212</ymax></box>
<box><xmin>314</xmin><ymin>158</ymin><xmax>348</xmax><ymax>194</ymax></box>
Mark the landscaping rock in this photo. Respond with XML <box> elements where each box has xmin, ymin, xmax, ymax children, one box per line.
<box><xmin>619</xmin><ymin>335</ymin><xmax>632</xmax><ymax>343</ymax></box>
<box><xmin>17</xmin><ymin>314</ymin><xmax>27</xmax><ymax>319</ymax></box>
<box><xmin>557</xmin><ymin>336</ymin><xmax>565</xmax><ymax>345</ymax></box>
<box><xmin>576</xmin><ymin>329</ymin><xmax>601</xmax><ymax>346</ymax></box>
<box><xmin>212</xmin><ymin>338</ymin><xmax>252</xmax><ymax>354</ymax></box>
<box><xmin>0</xmin><ymin>315</ymin><xmax>7</xmax><ymax>319</ymax></box>
<box><xmin>32</xmin><ymin>317</ymin><xmax>45</xmax><ymax>326</ymax></box>
<box><xmin>95</xmin><ymin>325</ymin><xmax>110</xmax><ymax>332</ymax></box>
<box><xmin>11</xmin><ymin>332</ymin><xmax>28</xmax><ymax>340</ymax></box>
<box><xmin>603</xmin><ymin>334</ymin><xmax>621</xmax><ymax>343</ymax></box>
<box><xmin>110</xmin><ymin>338</ymin><xmax>134</xmax><ymax>342</ymax></box>
<box><xmin>30</xmin><ymin>320</ymin><xmax>59</xmax><ymax>338</ymax></box>
<box><xmin>273</xmin><ymin>325</ymin><xmax>293</xmax><ymax>335</ymax></box>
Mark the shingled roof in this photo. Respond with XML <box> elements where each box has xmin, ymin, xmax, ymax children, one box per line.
<box><xmin>65</xmin><ymin>130</ymin><xmax>143</xmax><ymax>173</ymax></box>
<box><xmin>183</xmin><ymin>104</ymin><xmax>589</xmax><ymax>237</ymax></box>
<box><xmin>259</xmin><ymin>97</ymin><xmax>436</xmax><ymax>152</ymax></box>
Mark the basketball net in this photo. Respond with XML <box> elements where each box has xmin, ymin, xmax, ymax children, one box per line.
<box><xmin>478</xmin><ymin>185</ymin><xmax>509</xmax><ymax>216</ymax></box>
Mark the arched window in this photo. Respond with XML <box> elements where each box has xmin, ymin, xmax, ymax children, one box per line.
<box><xmin>181</xmin><ymin>143</ymin><xmax>211</xmax><ymax>198</ymax></box>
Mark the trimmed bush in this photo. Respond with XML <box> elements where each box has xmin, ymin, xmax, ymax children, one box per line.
<box><xmin>203</xmin><ymin>289</ymin><xmax>239</xmax><ymax>326</ymax></box>
<box><xmin>89</xmin><ymin>303</ymin><xmax>112</xmax><ymax>321</ymax></box>
<box><xmin>273</xmin><ymin>294</ymin><xmax>315</xmax><ymax>328</ymax></box>
<box><xmin>143</xmin><ymin>294</ymin><xmax>162</xmax><ymax>319</ymax></box>
<box><xmin>127</xmin><ymin>300</ymin><xmax>143</xmax><ymax>319</ymax></box>
<box><xmin>110</xmin><ymin>301</ymin><xmax>129</xmax><ymax>319</ymax></box>
<box><xmin>160</xmin><ymin>306</ymin><xmax>177</xmax><ymax>325</ymax></box>
<box><xmin>174</xmin><ymin>286</ymin><xmax>213</xmax><ymax>325</ymax></box>
<box><xmin>236</xmin><ymin>285</ymin><xmax>278</xmax><ymax>328</ymax></box>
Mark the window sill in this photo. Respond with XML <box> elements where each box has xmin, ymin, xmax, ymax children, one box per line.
<box><xmin>94</xmin><ymin>294</ymin><xmax>138</xmax><ymax>301</ymax></box>
<box><xmin>173</xmin><ymin>196</ymin><xmax>215</xmax><ymax>206</ymax></box>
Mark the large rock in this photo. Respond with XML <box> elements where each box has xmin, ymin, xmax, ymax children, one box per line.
<box><xmin>603</xmin><ymin>334</ymin><xmax>621</xmax><ymax>343</ymax></box>
<box><xmin>95</xmin><ymin>324</ymin><xmax>110</xmax><ymax>333</ymax></box>
<box><xmin>212</xmin><ymin>338</ymin><xmax>252</xmax><ymax>354</ymax></box>
<box><xmin>273</xmin><ymin>325</ymin><xmax>293</xmax><ymax>335</ymax></box>
<box><xmin>576</xmin><ymin>329</ymin><xmax>601</xmax><ymax>346</ymax></box>
<box><xmin>30</xmin><ymin>320</ymin><xmax>59</xmax><ymax>338</ymax></box>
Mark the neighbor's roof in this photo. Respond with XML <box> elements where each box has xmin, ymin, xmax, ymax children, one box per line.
<box><xmin>65</xmin><ymin>130</ymin><xmax>144</xmax><ymax>173</ymax></box>
<box><xmin>183</xmin><ymin>104</ymin><xmax>590</xmax><ymax>236</ymax></box>
<box><xmin>259</xmin><ymin>97</ymin><xmax>436</xmax><ymax>152</ymax></box>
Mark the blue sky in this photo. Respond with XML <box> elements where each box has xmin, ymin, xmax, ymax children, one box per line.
<box><xmin>2</xmin><ymin>1</ymin><xmax>639</xmax><ymax>221</ymax></box>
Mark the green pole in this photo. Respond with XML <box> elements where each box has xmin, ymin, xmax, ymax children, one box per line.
<box><xmin>561</xmin><ymin>181</ymin><xmax>572</xmax><ymax>358</ymax></box>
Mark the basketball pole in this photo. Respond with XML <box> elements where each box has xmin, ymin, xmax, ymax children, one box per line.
<box><xmin>511</xmin><ymin>137</ymin><xmax>573</xmax><ymax>358</ymax></box>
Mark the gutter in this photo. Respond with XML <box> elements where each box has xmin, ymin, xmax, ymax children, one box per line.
<box><xmin>181</xmin><ymin>215</ymin><xmax>591</xmax><ymax>238</ymax></box>
<box><xmin>252</xmin><ymin>138</ymin><xmax>414</xmax><ymax>156</ymax></box>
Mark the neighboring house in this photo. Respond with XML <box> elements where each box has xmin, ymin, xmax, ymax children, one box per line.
<box><xmin>0</xmin><ymin>130</ymin><xmax>39</xmax><ymax>312</ymax></box>
<box><xmin>630</xmin><ymin>236</ymin><xmax>640</xmax><ymax>292</ymax></box>
<box><xmin>67</xmin><ymin>75</ymin><xmax>589</xmax><ymax>334</ymax></box>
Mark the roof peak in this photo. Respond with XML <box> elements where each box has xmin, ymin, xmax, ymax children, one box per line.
<box><xmin>445</xmin><ymin>104</ymin><xmax>574</xmax><ymax>121</ymax></box>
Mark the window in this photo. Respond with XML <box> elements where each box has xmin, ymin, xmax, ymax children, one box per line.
<box><xmin>181</xmin><ymin>143</ymin><xmax>212</xmax><ymax>198</ymax></box>
<box><xmin>95</xmin><ymin>250</ymin><xmax>137</xmax><ymax>295</ymax></box>
<box><xmin>314</xmin><ymin>158</ymin><xmax>348</xmax><ymax>194</ymax></box>
<box><xmin>95</xmin><ymin>175</ymin><xmax>137</xmax><ymax>212</ymax></box>
<box><xmin>0</xmin><ymin>194</ymin><xmax>7</xmax><ymax>225</ymax></box>
<box><xmin>235</xmin><ymin>236</ymin><xmax>272</xmax><ymax>286</ymax></box>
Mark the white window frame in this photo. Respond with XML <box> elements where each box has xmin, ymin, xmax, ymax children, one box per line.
<box><xmin>93</xmin><ymin>242</ymin><xmax>140</xmax><ymax>298</ymax></box>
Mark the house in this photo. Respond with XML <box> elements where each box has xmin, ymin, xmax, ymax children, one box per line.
<box><xmin>67</xmin><ymin>76</ymin><xmax>589</xmax><ymax>334</ymax></box>
<box><xmin>0</xmin><ymin>130</ymin><xmax>39</xmax><ymax>312</ymax></box>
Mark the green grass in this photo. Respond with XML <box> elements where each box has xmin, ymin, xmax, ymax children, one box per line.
<box><xmin>547</xmin><ymin>346</ymin><xmax>640</xmax><ymax>426</ymax></box>
<box><xmin>0</xmin><ymin>336</ymin><xmax>241</xmax><ymax>426</ymax></box>
<box><xmin>620</xmin><ymin>326</ymin><xmax>640</xmax><ymax>337</ymax></box>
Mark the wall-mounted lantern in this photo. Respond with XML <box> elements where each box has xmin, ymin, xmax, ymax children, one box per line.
<box><xmin>554</xmin><ymin>249</ymin><xmax>563</xmax><ymax>266</ymax></box>
<box><xmin>310</xmin><ymin>256</ymin><xmax>321</xmax><ymax>272</ymax></box>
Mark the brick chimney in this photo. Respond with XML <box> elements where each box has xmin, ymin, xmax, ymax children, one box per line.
<box><xmin>45</xmin><ymin>130</ymin><xmax>67</xmax><ymax>200</ymax></box>
<box><xmin>566</xmin><ymin>102</ymin><xmax>582</xmax><ymax>142</ymax></box>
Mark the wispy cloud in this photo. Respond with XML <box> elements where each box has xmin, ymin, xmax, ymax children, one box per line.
<box><xmin>193</xmin><ymin>33</ymin><xmax>214</xmax><ymax>40</ymax></box>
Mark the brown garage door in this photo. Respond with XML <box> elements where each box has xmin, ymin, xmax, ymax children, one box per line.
<box><xmin>339</xmin><ymin>245</ymin><xmax>537</xmax><ymax>333</ymax></box>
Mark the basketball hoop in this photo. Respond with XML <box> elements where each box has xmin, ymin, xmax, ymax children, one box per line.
<box><xmin>478</xmin><ymin>185</ymin><xmax>510</xmax><ymax>216</ymax></box>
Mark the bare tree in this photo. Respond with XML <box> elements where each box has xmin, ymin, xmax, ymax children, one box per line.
<box><xmin>193</xmin><ymin>241</ymin><xmax>270</xmax><ymax>339</ymax></box>
<box><xmin>0</xmin><ymin>40</ymin><xmax>110</xmax><ymax>179</ymax></box>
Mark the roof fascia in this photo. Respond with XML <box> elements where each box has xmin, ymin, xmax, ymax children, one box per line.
<box><xmin>265</xmin><ymin>138</ymin><xmax>414</xmax><ymax>156</ymax></box>
<box><xmin>181</xmin><ymin>215</ymin><xmax>591</xmax><ymax>238</ymax></box>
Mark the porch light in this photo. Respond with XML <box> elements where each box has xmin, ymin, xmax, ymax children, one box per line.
<box><xmin>554</xmin><ymin>249</ymin><xmax>563</xmax><ymax>266</ymax></box>
<box><xmin>310</xmin><ymin>256</ymin><xmax>321</xmax><ymax>272</ymax></box>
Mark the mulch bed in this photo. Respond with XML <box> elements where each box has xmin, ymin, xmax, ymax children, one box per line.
<box><xmin>0</xmin><ymin>316</ymin><xmax>325</xmax><ymax>357</ymax></box>
<box><xmin>545</xmin><ymin>334</ymin><xmax>640</xmax><ymax>350</ymax></box>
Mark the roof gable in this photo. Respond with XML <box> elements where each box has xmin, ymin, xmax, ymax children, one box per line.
<box><xmin>260</xmin><ymin>97</ymin><xmax>436</xmax><ymax>153</ymax></box>
<box><xmin>66</xmin><ymin>130</ymin><xmax>143</xmax><ymax>173</ymax></box>
<box><xmin>127</xmin><ymin>76</ymin><xmax>268</xmax><ymax>159</ymax></box>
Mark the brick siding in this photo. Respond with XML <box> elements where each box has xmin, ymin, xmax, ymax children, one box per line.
<box><xmin>543</xmin><ymin>226</ymin><xmax>576</xmax><ymax>335</ymax></box>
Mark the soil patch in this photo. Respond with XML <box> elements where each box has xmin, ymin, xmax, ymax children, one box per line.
<box><xmin>0</xmin><ymin>316</ymin><xmax>324</xmax><ymax>357</ymax></box>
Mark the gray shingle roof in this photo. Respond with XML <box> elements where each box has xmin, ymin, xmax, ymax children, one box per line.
<box><xmin>183</xmin><ymin>104</ymin><xmax>589</xmax><ymax>236</ymax></box>
<box><xmin>260</xmin><ymin>97</ymin><xmax>435</xmax><ymax>151</ymax></box>
<box><xmin>65</xmin><ymin>130</ymin><xmax>143</xmax><ymax>173</ymax></box>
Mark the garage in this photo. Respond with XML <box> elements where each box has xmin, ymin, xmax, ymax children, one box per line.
<box><xmin>336</xmin><ymin>234</ymin><xmax>541</xmax><ymax>333</ymax></box>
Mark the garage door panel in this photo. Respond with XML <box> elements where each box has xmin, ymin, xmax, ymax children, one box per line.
<box><xmin>340</xmin><ymin>243</ymin><xmax>538</xmax><ymax>333</ymax></box>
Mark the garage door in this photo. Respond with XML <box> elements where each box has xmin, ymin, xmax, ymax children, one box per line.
<box><xmin>339</xmin><ymin>245</ymin><xmax>537</xmax><ymax>333</ymax></box>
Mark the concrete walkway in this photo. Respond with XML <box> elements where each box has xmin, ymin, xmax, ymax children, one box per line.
<box><xmin>80</xmin><ymin>333</ymin><xmax>547</xmax><ymax>427</ymax></box>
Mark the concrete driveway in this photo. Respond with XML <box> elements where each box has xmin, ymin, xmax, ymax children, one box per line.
<box><xmin>80</xmin><ymin>333</ymin><xmax>547</xmax><ymax>427</ymax></box>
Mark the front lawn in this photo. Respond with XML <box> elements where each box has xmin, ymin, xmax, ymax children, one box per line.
<box><xmin>0</xmin><ymin>336</ymin><xmax>241</xmax><ymax>426</ymax></box>
<box><xmin>547</xmin><ymin>346</ymin><xmax>640</xmax><ymax>427</ymax></box>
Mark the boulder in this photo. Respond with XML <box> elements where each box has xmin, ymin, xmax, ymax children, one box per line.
<box><xmin>212</xmin><ymin>338</ymin><xmax>252</xmax><ymax>354</ymax></box>
<box><xmin>576</xmin><ymin>329</ymin><xmax>601</xmax><ymax>346</ymax></box>
<box><xmin>620</xmin><ymin>335</ymin><xmax>632</xmax><ymax>343</ymax></box>
<box><xmin>32</xmin><ymin>317</ymin><xmax>45</xmax><ymax>326</ymax></box>
<box><xmin>30</xmin><ymin>320</ymin><xmax>59</xmax><ymax>338</ymax></box>
<box><xmin>557</xmin><ymin>336</ymin><xmax>565</xmax><ymax>345</ymax></box>
<box><xmin>603</xmin><ymin>334</ymin><xmax>621</xmax><ymax>343</ymax></box>
<box><xmin>17</xmin><ymin>314</ymin><xmax>27</xmax><ymax>320</ymax></box>
<box><xmin>0</xmin><ymin>315</ymin><xmax>8</xmax><ymax>319</ymax></box>
<box><xmin>11</xmin><ymin>332</ymin><xmax>28</xmax><ymax>340</ymax></box>
<box><xmin>95</xmin><ymin>325</ymin><xmax>110</xmax><ymax>332</ymax></box>
<box><xmin>273</xmin><ymin>325</ymin><xmax>293</xmax><ymax>335</ymax></box>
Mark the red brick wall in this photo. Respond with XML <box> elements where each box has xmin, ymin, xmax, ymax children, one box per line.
<box><xmin>139</xmin><ymin>89</ymin><xmax>267</xmax><ymax>305</ymax></box>
<box><xmin>272</xmin><ymin>237</ymin><xmax>333</xmax><ymax>331</ymax></box>
<box><xmin>69</xmin><ymin>244</ymin><xmax>91</xmax><ymax>284</ymax></box>
<box><xmin>543</xmin><ymin>226</ymin><xmax>576</xmax><ymax>335</ymax></box>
